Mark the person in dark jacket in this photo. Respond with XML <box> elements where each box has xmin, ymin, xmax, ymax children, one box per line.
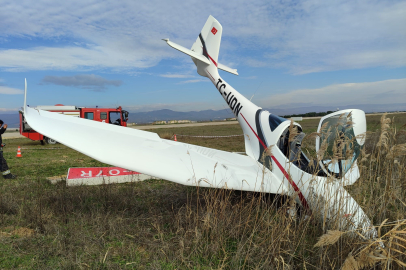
<box><xmin>0</xmin><ymin>120</ymin><xmax>17</xmax><ymax>179</ymax></box>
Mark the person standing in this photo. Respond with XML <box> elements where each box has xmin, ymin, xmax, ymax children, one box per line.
<box><xmin>0</xmin><ymin>120</ymin><xmax>17</xmax><ymax>179</ymax></box>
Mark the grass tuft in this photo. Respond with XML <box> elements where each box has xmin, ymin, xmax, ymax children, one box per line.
<box><xmin>0</xmin><ymin>114</ymin><xmax>405</xmax><ymax>269</ymax></box>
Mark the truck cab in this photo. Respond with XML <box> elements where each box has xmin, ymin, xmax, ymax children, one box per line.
<box><xmin>80</xmin><ymin>106</ymin><xmax>129</xmax><ymax>127</ymax></box>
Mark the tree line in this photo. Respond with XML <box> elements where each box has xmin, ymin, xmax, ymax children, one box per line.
<box><xmin>281</xmin><ymin>111</ymin><xmax>335</xmax><ymax>118</ymax></box>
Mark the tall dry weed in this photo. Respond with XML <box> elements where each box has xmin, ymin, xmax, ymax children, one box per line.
<box><xmin>0</xmin><ymin>114</ymin><xmax>405</xmax><ymax>269</ymax></box>
<box><xmin>314</xmin><ymin>230</ymin><xmax>345</xmax><ymax>247</ymax></box>
<box><xmin>376</xmin><ymin>113</ymin><xmax>391</xmax><ymax>149</ymax></box>
<box><xmin>159</xmin><ymin>132</ymin><xmax>174</xmax><ymax>139</ymax></box>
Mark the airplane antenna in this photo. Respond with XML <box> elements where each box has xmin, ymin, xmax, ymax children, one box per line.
<box><xmin>250</xmin><ymin>80</ymin><xmax>263</xmax><ymax>101</ymax></box>
<box><xmin>24</xmin><ymin>78</ymin><xmax>27</xmax><ymax>114</ymax></box>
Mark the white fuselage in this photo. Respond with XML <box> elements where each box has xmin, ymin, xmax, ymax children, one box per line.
<box><xmin>201</xmin><ymin>64</ymin><xmax>375</xmax><ymax>236</ymax></box>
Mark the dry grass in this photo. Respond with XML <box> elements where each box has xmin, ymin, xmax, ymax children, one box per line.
<box><xmin>314</xmin><ymin>230</ymin><xmax>345</xmax><ymax>247</ymax></box>
<box><xmin>0</xmin><ymin>114</ymin><xmax>405</xmax><ymax>269</ymax></box>
<box><xmin>159</xmin><ymin>132</ymin><xmax>174</xmax><ymax>140</ymax></box>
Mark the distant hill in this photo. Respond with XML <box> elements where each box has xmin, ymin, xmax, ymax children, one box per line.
<box><xmin>0</xmin><ymin>113</ymin><xmax>20</xmax><ymax>128</ymax></box>
<box><xmin>266</xmin><ymin>103</ymin><xmax>406</xmax><ymax>116</ymax></box>
<box><xmin>1</xmin><ymin>103</ymin><xmax>404</xmax><ymax>127</ymax></box>
<box><xmin>127</xmin><ymin>103</ymin><xmax>406</xmax><ymax>123</ymax></box>
<box><xmin>127</xmin><ymin>109</ymin><xmax>235</xmax><ymax>124</ymax></box>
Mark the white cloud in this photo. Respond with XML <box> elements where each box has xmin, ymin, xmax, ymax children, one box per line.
<box><xmin>0</xmin><ymin>86</ymin><xmax>23</xmax><ymax>94</ymax></box>
<box><xmin>177</xmin><ymin>79</ymin><xmax>207</xmax><ymax>84</ymax></box>
<box><xmin>259</xmin><ymin>78</ymin><xmax>406</xmax><ymax>107</ymax></box>
<box><xmin>242</xmin><ymin>76</ymin><xmax>258</xmax><ymax>80</ymax></box>
<box><xmin>244</xmin><ymin>59</ymin><xmax>267</xmax><ymax>68</ymax></box>
<box><xmin>160</xmin><ymin>73</ymin><xmax>194</xmax><ymax>78</ymax></box>
<box><xmin>0</xmin><ymin>0</ymin><xmax>404</xmax><ymax>73</ymax></box>
<box><xmin>0</xmin><ymin>45</ymin><xmax>167</xmax><ymax>72</ymax></box>
<box><xmin>124</xmin><ymin>101</ymin><xmax>222</xmax><ymax>112</ymax></box>
<box><xmin>41</xmin><ymin>74</ymin><xmax>122</xmax><ymax>91</ymax></box>
<box><xmin>0</xmin><ymin>107</ymin><xmax>19</xmax><ymax>112</ymax></box>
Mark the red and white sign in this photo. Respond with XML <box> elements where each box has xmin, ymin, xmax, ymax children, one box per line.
<box><xmin>211</xmin><ymin>27</ymin><xmax>217</xmax><ymax>35</ymax></box>
<box><xmin>67</xmin><ymin>167</ymin><xmax>140</xmax><ymax>179</ymax></box>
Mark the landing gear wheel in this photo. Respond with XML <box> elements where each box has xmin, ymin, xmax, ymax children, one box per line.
<box><xmin>45</xmin><ymin>137</ymin><xmax>58</xmax><ymax>144</ymax></box>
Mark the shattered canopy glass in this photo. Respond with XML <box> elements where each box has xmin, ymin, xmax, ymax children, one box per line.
<box><xmin>318</xmin><ymin>112</ymin><xmax>362</xmax><ymax>177</ymax></box>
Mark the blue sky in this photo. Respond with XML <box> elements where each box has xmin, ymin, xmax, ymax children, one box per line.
<box><xmin>0</xmin><ymin>0</ymin><xmax>405</xmax><ymax>113</ymax></box>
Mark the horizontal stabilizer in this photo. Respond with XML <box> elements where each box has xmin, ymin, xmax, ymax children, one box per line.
<box><xmin>218</xmin><ymin>63</ymin><xmax>238</xmax><ymax>75</ymax></box>
<box><xmin>163</xmin><ymin>39</ymin><xmax>210</xmax><ymax>65</ymax></box>
<box><xmin>163</xmin><ymin>39</ymin><xmax>238</xmax><ymax>76</ymax></box>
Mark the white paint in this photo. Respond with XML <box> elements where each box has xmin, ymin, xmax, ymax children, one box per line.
<box><xmin>23</xmin><ymin>16</ymin><xmax>378</xmax><ymax>240</ymax></box>
<box><xmin>66</xmin><ymin>174</ymin><xmax>157</xmax><ymax>186</ymax></box>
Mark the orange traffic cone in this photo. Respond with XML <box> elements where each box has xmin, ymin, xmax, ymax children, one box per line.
<box><xmin>16</xmin><ymin>146</ymin><xmax>22</xmax><ymax>157</ymax></box>
<box><xmin>174</xmin><ymin>134</ymin><xmax>177</xmax><ymax>141</ymax></box>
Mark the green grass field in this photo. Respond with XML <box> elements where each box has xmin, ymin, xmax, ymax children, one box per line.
<box><xmin>0</xmin><ymin>113</ymin><xmax>405</xmax><ymax>269</ymax></box>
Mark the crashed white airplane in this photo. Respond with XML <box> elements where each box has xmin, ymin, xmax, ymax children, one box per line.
<box><xmin>23</xmin><ymin>16</ymin><xmax>376</xmax><ymax>238</ymax></box>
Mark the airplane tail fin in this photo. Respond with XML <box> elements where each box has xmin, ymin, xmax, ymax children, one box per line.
<box><xmin>163</xmin><ymin>15</ymin><xmax>238</xmax><ymax>76</ymax></box>
<box><xmin>191</xmin><ymin>15</ymin><xmax>222</xmax><ymax>68</ymax></box>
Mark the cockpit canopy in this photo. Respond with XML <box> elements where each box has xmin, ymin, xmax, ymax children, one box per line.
<box><xmin>316</xmin><ymin>110</ymin><xmax>365</xmax><ymax>178</ymax></box>
<box><xmin>269</xmin><ymin>114</ymin><xmax>287</xmax><ymax>131</ymax></box>
<box><xmin>277</xmin><ymin>109</ymin><xmax>366</xmax><ymax>179</ymax></box>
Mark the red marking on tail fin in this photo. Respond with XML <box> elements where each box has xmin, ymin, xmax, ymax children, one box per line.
<box><xmin>208</xmin><ymin>55</ymin><xmax>217</xmax><ymax>67</ymax></box>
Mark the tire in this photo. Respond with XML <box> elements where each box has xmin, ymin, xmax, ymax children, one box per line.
<box><xmin>45</xmin><ymin>137</ymin><xmax>58</xmax><ymax>144</ymax></box>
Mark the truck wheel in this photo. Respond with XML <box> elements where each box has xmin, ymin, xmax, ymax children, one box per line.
<box><xmin>40</xmin><ymin>140</ymin><xmax>45</xmax><ymax>145</ymax></box>
<box><xmin>45</xmin><ymin>137</ymin><xmax>58</xmax><ymax>144</ymax></box>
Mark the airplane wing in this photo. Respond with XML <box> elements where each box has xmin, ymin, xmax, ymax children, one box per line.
<box><xmin>24</xmin><ymin>103</ymin><xmax>286</xmax><ymax>194</ymax></box>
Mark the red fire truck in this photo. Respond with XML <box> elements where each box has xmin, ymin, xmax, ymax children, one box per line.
<box><xmin>19</xmin><ymin>104</ymin><xmax>129</xmax><ymax>144</ymax></box>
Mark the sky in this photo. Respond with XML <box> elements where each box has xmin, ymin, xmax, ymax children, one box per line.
<box><xmin>0</xmin><ymin>0</ymin><xmax>405</xmax><ymax>113</ymax></box>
